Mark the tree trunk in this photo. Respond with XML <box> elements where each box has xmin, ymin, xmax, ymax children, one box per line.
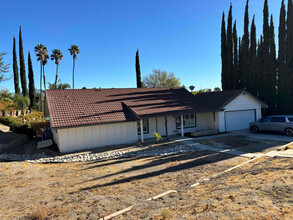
<box><xmin>43</xmin><ymin>64</ymin><xmax>46</xmax><ymax>90</ymax></box>
<box><xmin>40</xmin><ymin>62</ymin><xmax>42</xmax><ymax>112</ymax></box>
<box><xmin>55</xmin><ymin>64</ymin><xmax>59</xmax><ymax>88</ymax></box>
<box><xmin>22</xmin><ymin>109</ymin><xmax>25</xmax><ymax>124</ymax></box>
<box><xmin>72</xmin><ymin>58</ymin><xmax>75</xmax><ymax>89</ymax></box>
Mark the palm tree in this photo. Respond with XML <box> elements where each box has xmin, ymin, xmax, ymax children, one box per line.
<box><xmin>50</xmin><ymin>49</ymin><xmax>63</xmax><ymax>87</ymax></box>
<box><xmin>48</xmin><ymin>80</ymin><xmax>71</xmax><ymax>90</ymax></box>
<box><xmin>34</xmin><ymin>44</ymin><xmax>49</xmax><ymax>111</ymax></box>
<box><xmin>34</xmin><ymin>44</ymin><xmax>44</xmax><ymax>111</ymax></box>
<box><xmin>42</xmin><ymin>54</ymin><xmax>49</xmax><ymax>90</ymax></box>
<box><xmin>14</xmin><ymin>94</ymin><xmax>30</xmax><ymax>124</ymax></box>
<box><xmin>68</xmin><ymin>45</ymin><xmax>80</xmax><ymax>89</ymax></box>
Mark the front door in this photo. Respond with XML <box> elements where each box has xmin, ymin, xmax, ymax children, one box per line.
<box><xmin>156</xmin><ymin>117</ymin><xmax>166</xmax><ymax>136</ymax></box>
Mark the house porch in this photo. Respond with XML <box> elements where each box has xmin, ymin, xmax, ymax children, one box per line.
<box><xmin>138</xmin><ymin>112</ymin><xmax>220</xmax><ymax>142</ymax></box>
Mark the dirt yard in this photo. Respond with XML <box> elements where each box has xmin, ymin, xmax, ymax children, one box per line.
<box><xmin>127</xmin><ymin>157</ymin><xmax>293</xmax><ymax>219</ymax></box>
<box><xmin>197</xmin><ymin>135</ymin><xmax>288</xmax><ymax>153</ymax></box>
<box><xmin>0</xmin><ymin>150</ymin><xmax>292</xmax><ymax>219</ymax></box>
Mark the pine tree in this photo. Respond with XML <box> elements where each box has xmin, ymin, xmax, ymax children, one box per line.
<box><xmin>226</xmin><ymin>4</ymin><xmax>233</xmax><ymax>90</ymax></box>
<box><xmin>232</xmin><ymin>21</ymin><xmax>238</xmax><ymax>89</ymax></box>
<box><xmin>135</xmin><ymin>49</ymin><xmax>142</xmax><ymax>88</ymax></box>
<box><xmin>13</xmin><ymin>37</ymin><xmax>20</xmax><ymax>94</ymax></box>
<box><xmin>243</xmin><ymin>0</ymin><xmax>250</xmax><ymax>89</ymax></box>
<box><xmin>278</xmin><ymin>0</ymin><xmax>289</xmax><ymax>113</ymax></box>
<box><xmin>28</xmin><ymin>51</ymin><xmax>35</xmax><ymax>109</ymax></box>
<box><xmin>250</xmin><ymin>16</ymin><xmax>257</xmax><ymax>96</ymax></box>
<box><xmin>221</xmin><ymin>12</ymin><xmax>228</xmax><ymax>90</ymax></box>
<box><xmin>19</xmin><ymin>26</ymin><xmax>27</xmax><ymax>96</ymax></box>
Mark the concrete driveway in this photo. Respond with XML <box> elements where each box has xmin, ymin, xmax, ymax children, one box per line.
<box><xmin>232</xmin><ymin>129</ymin><xmax>293</xmax><ymax>142</ymax></box>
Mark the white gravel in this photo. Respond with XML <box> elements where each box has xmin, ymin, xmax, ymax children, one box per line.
<box><xmin>0</xmin><ymin>144</ymin><xmax>201</xmax><ymax>163</ymax></box>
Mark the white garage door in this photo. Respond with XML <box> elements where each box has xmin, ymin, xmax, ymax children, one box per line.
<box><xmin>225</xmin><ymin>110</ymin><xmax>255</xmax><ymax>131</ymax></box>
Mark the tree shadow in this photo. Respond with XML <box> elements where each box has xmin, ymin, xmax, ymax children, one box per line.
<box><xmin>76</xmin><ymin>150</ymin><xmax>236</xmax><ymax>191</ymax></box>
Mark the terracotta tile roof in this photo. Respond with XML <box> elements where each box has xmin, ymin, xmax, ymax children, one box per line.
<box><xmin>46</xmin><ymin>88</ymin><xmax>247</xmax><ymax>129</ymax></box>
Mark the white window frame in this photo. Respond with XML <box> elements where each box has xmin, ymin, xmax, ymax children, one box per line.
<box><xmin>176</xmin><ymin>114</ymin><xmax>197</xmax><ymax>129</ymax></box>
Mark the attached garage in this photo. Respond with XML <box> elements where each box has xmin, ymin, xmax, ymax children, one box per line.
<box><xmin>218</xmin><ymin>91</ymin><xmax>265</xmax><ymax>132</ymax></box>
<box><xmin>225</xmin><ymin>110</ymin><xmax>256</xmax><ymax>131</ymax></box>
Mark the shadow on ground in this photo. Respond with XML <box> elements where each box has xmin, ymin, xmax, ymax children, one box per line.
<box><xmin>77</xmin><ymin>150</ymin><xmax>237</xmax><ymax>191</ymax></box>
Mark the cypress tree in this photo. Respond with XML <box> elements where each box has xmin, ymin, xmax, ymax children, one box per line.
<box><xmin>226</xmin><ymin>4</ymin><xmax>233</xmax><ymax>90</ymax></box>
<box><xmin>221</xmin><ymin>12</ymin><xmax>228</xmax><ymax>90</ymax></box>
<box><xmin>13</xmin><ymin>37</ymin><xmax>20</xmax><ymax>94</ymax></box>
<box><xmin>250</xmin><ymin>16</ymin><xmax>257</xmax><ymax>96</ymax></box>
<box><xmin>232</xmin><ymin>21</ymin><xmax>238</xmax><ymax>89</ymax></box>
<box><xmin>28</xmin><ymin>51</ymin><xmax>35</xmax><ymax>109</ymax></box>
<box><xmin>238</xmin><ymin>37</ymin><xmax>243</xmax><ymax>88</ymax></box>
<box><xmin>259</xmin><ymin>35</ymin><xmax>264</xmax><ymax>99</ymax></box>
<box><xmin>262</xmin><ymin>0</ymin><xmax>270</xmax><ymax>104</ymax></box>
<box><xmin>135</xmin><ymin>49</ymin><xmax>142</xmax><ymax>88</ymax></box>
<box><xmin>243</xmin><ymin>0</ymin><xmax>250</xmax><ymax>89</ymax></box>
<box><xmin>278</xmin><ymin>0</ymin><xmax>288</xmax><ymax>113</ymax></box>
<box><xmin>19</xmin><ymin>26</ymin><xmax>27</xmax><ymax>96</ymax></box>
<box><xmin>287</xmin><ymin>0</ymin><xmax>293</xmax><ymax>113</ymax></box>
<box><xmin>268</xmin><ymin>15</ymin><xmax>277</xmax><ymax>114</ymax></box>
<box><xmin>287</xmin><ymin>0</ymin><xmax>293</xmax><ymax>68</ymax></box>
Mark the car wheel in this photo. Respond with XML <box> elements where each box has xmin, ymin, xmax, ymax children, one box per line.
<box><xmin>251</xmin><ymin>126</ymin><xmax>259</xmax><ymax>133</ymax></box>
<box><xmin>285</xmin><ymin>128</ymin><xmax>293</xmax><ymax>137</ymax></box>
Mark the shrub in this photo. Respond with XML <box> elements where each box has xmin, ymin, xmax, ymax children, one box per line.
<box><xmin>0</xmin><ymin>116</ymin><xmax>23</xmax><ymax>131</ymax></box>
<box><xmin>160</xmin><ymin>209</ymin><xmax>169</xmax><ymax>219</ymax></box>
<box><xmin>0</xmin><ymin>116</ymin><xmax>34</xmax><ymax>138</ymax></box>
<box><xmin>14</xmin><ymin>125</ymin><xmax>34</xmax><ymax>139</ymax></box>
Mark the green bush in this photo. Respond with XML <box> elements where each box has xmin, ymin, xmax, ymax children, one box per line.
<box><xmin>0</xmin><ymin>116</ymin><xmax>23</xmax><ymax>131</ymax></box>
<box><xmin>0</xmin><ymin>116</ymin><xmax>34</xmax><ymax>138</ymax></box>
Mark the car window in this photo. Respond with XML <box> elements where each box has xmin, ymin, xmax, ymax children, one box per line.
<box><xmin>263</xmin><ymin>117</ymin><xmax>272</xmax><ymax>122</ymax></box>
<box><xmin>271</xmin><ymin>117</ymin><xmax>286</xmax><ymax>122</ymax></box>
<box><xmin>288</xmin><ymin>118</ymin><xmax>293</xmax><ymax>122</ymax></box>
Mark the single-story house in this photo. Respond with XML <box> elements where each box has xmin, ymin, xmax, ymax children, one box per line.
<box><xmin>45</xmin><ymin>87</ymin><xmax>267</xmax><ymax>153</ymax></box>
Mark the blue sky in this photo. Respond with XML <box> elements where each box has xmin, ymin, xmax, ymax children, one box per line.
<box><xmin>0</xmin><ymin>0</ymin><xmax>282</xmax><ymax>92</ymax></box>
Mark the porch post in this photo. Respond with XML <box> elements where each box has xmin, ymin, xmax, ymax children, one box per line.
<box><xmin>181</xmin><ymin>115</ymin><xmax>184</xmax><ymax>137</ymax></box>
<box><xmin>140</xmin><ymin>119</ymin><xmax>144</xmax><ymax>143</ymax></box>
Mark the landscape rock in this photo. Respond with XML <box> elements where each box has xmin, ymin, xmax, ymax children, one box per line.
<box><xmin>0</xmin><ymin>143</ymin><xmax>201</xmax><ymax>163</ymax></box>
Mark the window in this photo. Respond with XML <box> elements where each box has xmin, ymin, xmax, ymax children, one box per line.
<box><xmin>176</xmin><ymin>114</ymin><xmax>197</xmax><ymax>129</ymax></box>
<box><xmin>288</xmin><ymin>118</ymin><xmax>293</xmax><ymax>122</ymax></box>
<box><xmin>271</xmin><ymin>117</ymin><xmax>286</xmax><ymax>122</ymax></box>
<box><xmin>137</xmin><ymin>119</ymin><xmax>149</xmax><ymax>134</ymax></box>
<box><xmin>263</xmin><ymin>117</ymin><xmax>272</xmax><ymax>122</ymax></box>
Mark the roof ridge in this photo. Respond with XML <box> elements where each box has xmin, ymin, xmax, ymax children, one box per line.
<box><xmin>46</xmin><ymin>87</ymin><xmax>185</xmax><ymax>91</ymax></box>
